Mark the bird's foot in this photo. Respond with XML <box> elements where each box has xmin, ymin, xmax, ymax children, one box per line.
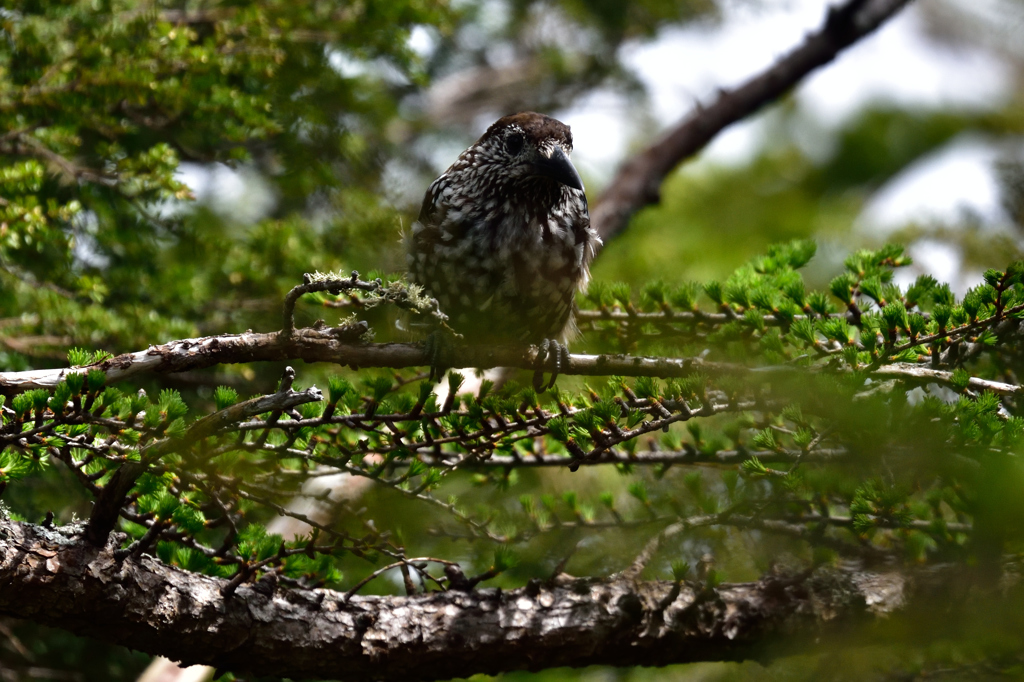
<box><xmin>532</xmin><ymin>338</ymin><xmax>570</xmax><ymax>393</ymax></box>
<box><xmin>423</xmin><ymin>329</ymin><xmax>456</xmax><ymax>382</ymax></box>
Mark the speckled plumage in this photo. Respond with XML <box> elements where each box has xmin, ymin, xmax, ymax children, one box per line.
<box><xmin>407</xmin><ymin>112</ymin><xmax>599</xmax><ymax>345</ymax></box>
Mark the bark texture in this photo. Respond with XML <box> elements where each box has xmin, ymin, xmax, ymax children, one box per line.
<box><xmin>0</xmin><ymin>517</ymin><xmax>914</xmax><ymax>680</ymax></box>
<box><xmin>0</xmin><ymin>327</ymin><xmax>1014</xmax><ymax>397</ymax></box>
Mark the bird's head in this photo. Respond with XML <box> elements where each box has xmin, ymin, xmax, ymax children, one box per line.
<box><xmin>471</xmin><ymin>112</ymin><xmax>584</xmax><ymax>193</ymax></box>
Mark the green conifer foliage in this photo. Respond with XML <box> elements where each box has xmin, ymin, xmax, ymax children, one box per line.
<box><xmin>2</xmin><ymin>1</ymin><xmax>1024</xmax><ymax>680</ymax></box>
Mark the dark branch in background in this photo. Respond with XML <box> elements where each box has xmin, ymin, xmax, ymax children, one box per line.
<box><xmin>591</xmin><ymin>0</ymin><xmax>914</xmax><ymax>242</ymax></box>
<box><xmin>0</xmin><ymin>517</ymin><xmax>936</xmax><ymax>681</ymax></box>
<box><xmin>118</xmin><ymin>7</ymin><xmax>368</xmax><ymax>42</ymax></box>
<box><xmin>0</xmin><ymin>135</ymin><xmax>115</xmax><ymax>185</ymax></box>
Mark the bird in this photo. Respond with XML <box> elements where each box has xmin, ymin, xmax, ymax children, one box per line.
<box><xmin>407</xmin><ymin>112</ymin><xmax>599</xmax><ymax>388</ymax></box>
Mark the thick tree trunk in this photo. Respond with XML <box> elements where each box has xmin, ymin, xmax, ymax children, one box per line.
<box><xmin>0</xmin><ymin>517</ymin><xmax>916</xmax><ymax>680</ymax></box>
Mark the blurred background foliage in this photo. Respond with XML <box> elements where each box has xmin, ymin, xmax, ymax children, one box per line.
<box><xmin>1</xmin><ymin>0</ymin><xmax>1024</xmax><ymax>680</ymax></box>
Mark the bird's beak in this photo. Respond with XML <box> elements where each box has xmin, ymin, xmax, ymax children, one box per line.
<box><xmin>532</xmin><ymin>145</ymin><xmax>585</xmax><ymax>192</ymax></box>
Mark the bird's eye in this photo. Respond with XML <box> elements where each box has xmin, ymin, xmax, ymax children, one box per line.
<box><xmin>504</xmin><ymin>132</ymin><xmax>525</xmax><ymax>157</ymax></box>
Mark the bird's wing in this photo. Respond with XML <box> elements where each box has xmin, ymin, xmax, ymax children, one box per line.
<box><xmin>410</xmin><ymin>176</ymin><xmax>449</xmax><ymax>246</ymax></box>
<box><xmin>571</xmin><ymin>191</ymin><xmax>599</xmax><ymax>291</ymax></box>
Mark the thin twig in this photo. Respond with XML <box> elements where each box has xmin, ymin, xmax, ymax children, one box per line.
<box><xmin>343</xmin><ymin>557</ymin><xmax>456</xmax><ymax>601</ymax></box>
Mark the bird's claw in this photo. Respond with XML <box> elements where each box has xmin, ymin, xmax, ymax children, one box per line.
<box><xmin>532</xmin><ymin>338</ymin><xmax>569</xmax><ymax>393</ymax></box>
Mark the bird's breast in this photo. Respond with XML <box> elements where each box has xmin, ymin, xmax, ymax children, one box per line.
<box><xmin>407</xmin><ymin>178</ymin><xmax>595</xmax><ymax>343</ymax></box>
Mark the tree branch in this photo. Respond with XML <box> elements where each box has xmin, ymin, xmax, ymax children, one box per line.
<box><xmin>0</xmin><ymin>327</ymin><xmax>1016</xmax><ymax>397</ymax></box>
<box><xmin>0</xmin><ymin>135</ymin><xmax>114</xmax><ymax>185</ymax></box>
<box><xmin>0</xmin><ymin>517</ymin><xmax>929</xmax><ymax>681</ymax></box>
<box><xmin>415</xmin><ymin>447</ymin><xmax>850</xmax><ymax>468</ymax></box>
<box><xmin>591</xmin><ymin>0</ymin><xmax>914</xmax><ymax>242</ymax></box>
<box><xmin>186</xmin><ymin>367</ymin><xmax>323</xmax><ymax>441</ymax></box>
